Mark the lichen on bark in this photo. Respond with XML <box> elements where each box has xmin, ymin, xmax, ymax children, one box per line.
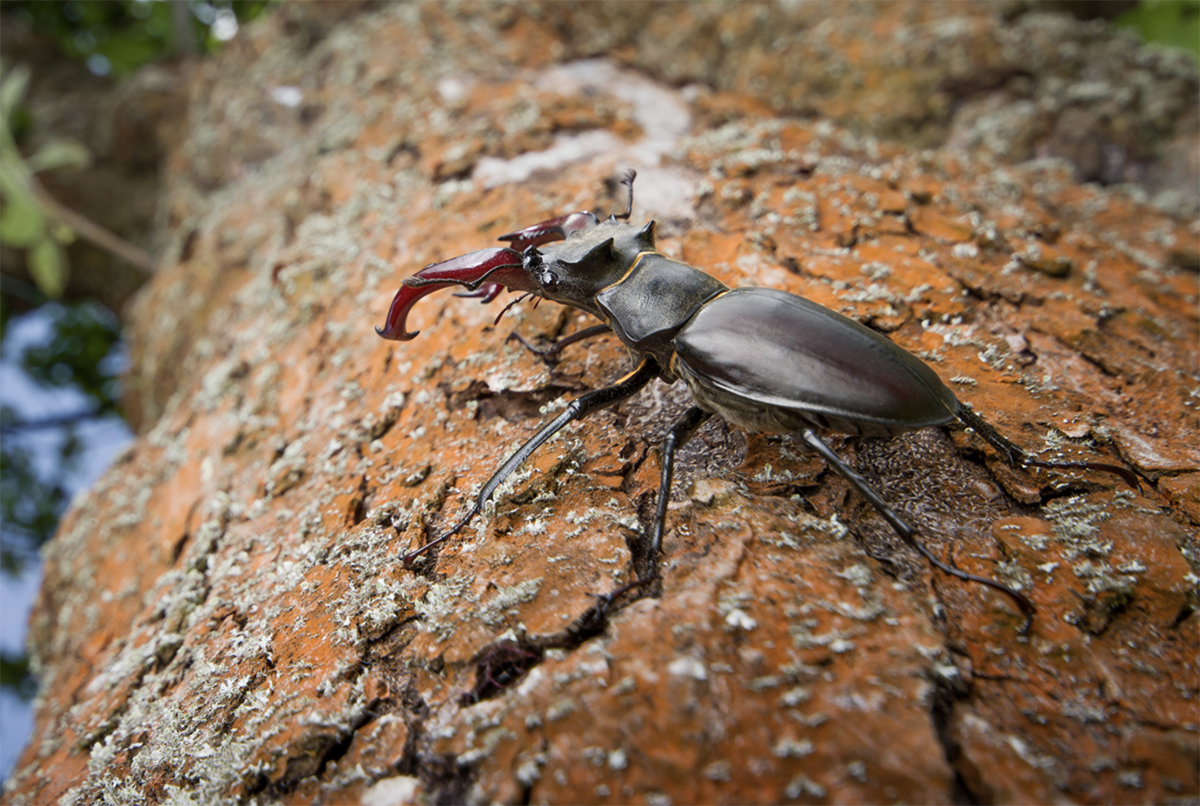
<box><xmin>6</xmin><ymin>3</ymin><xmax>1197</xmax><ymax>805</ymax></box>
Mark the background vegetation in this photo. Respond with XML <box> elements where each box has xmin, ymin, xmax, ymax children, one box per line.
<box><xmin>0</xmin><ymin>0</ymin><xmax>270</xmax><ymax>720</ymax></box>
<box><xmin>5</xmin><ymin>0</ymin><xmax>271</xmax><ymax>75</ymax></box>
<box><xmin>1116</xmin><ymin>0</ymin><xmax>1200</xmax><ymax>63</ymax></box>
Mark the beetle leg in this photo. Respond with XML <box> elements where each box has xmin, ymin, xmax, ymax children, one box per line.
<box><xmin>402</xmin><ymin>359</ymin><xmax>660</xmax><ymax>565</ymax></box>
<box><xmin>648</xmin><ymin>407</ymin><xmax>712</xmax><ymax>572</ymax></box>
<box><xmin>508</xmin><ymin>324</ymin><xmax>614</xmax><ymax>364</ymax></box>
<box><xmin>569</xmin><ymin>407</ymin><xmax>712</xmax><ymax>621</ymax></box>
<box><xmin>957</xmin><ymin>403</ymin><xmax>1139</xmax><ymax>489</ymax></box>
<box><xmin>610</xmin><ymin>169</ymin><xmax>637</xmax><ymax>221</ymax></box>
<box><xmin>798</xmin><ymin>428</ymin><xmax>1036</xmax><ymax>634</ymax></box>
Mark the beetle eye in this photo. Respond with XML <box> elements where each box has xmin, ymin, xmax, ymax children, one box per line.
<box><xmin>540</xmin><ymin>270</ymin><xmax>558</xmax><ymax>291</ymax></box>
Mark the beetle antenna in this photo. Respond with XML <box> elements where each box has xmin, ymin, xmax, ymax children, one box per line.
<box><xmin>493</xmin><ymin>293</ymin><xmax>531</xmax><ymax>326</ymax></box>
<box><xmin>613</xmin><ymin>169</ymin><xmax>637</xmax><ymax>221</ymax></box>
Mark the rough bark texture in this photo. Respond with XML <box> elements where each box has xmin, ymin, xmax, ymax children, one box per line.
<box><xmin>6</xmin><ymin>3</ymin><xmax>1199</xmax><ymax>805</ymax></box>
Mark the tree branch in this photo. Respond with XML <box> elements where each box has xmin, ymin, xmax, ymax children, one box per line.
<box><xmin>0</xmin><ymin>408</ymin><xmax>108</xmax><ymax>433</ymax></box>
<box><xmin>26</xmin><ymin>175</ymin><xmax>157</xmax><ymax>276</ymax></box>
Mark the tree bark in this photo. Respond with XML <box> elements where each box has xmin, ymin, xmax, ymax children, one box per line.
<box><xmin>6</xmin><ymin>3</ymin><xmax>1197</xmax><ymax>804</ymax></box>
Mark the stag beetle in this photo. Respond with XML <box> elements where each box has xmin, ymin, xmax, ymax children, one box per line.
<box><xmin>378</xmin><ymin>172</ymin><xmax>1136</xmax><ymax>631</ymax></box>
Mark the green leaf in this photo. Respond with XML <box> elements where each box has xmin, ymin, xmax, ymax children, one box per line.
<box><xmin>0</xmin><ymin>66</ymin><xmax>30</xmax><ymax>121</ymax></box>
<box><xmin>1116</xmin><ymin>0</ymin><xmax>1200</xmax><ymax>65</ymax></box>
<box><xmin>28</xmin><ymin>238</ymin><xmax>67</xmax><ymax>299</ymax></box>
<box><xmin>99</xmin><ymin>30</ymin><xmax>167</xmax><ymax>78</ymax></box>
<box><xmin>0</xmin><ymin>192</ymin><xmax>45</xmax><ymax>248</ymax></box>
<box><xmin>26</xmin><ymin>139</ymin><xmax>90</xmax><ymax>173</ymax></box>
<box><xmin>0</xmin><ymin>157</ymin><xmax>26</xmax><ymax>193</ymax></box>
<box><xmin>0</xmin><ymin>650</ymin><xmax>37</xmax><ymax>700</ymax></box>
<box><xmin>49</xmin><ymin>220</ymin><xmax>77</xmax><ymax>245</ymax></box>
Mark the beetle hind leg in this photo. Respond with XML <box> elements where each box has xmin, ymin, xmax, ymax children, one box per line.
<box><xmin>798</xmin><ymin>428</ymin><xmax>1035</xmax><ymax>633</ymax></box>
<box><xmin>956</xmin><ymin>403</ymin><xmax>1139</xmax><ymax>489</ymax></box>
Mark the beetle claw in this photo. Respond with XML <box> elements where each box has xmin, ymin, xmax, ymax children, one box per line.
<box><xmin>498</xmin><ymin>211</ymin><xmax>599</xmax><ymax>251</ymax></box>
<box><xmin>376</xmin><ymin>248</ymin><xmax>531</xmax><ymax>341</ymax></box>
<box><xmin>453</xmin><ymin>282</ymin><xmax>505</xmax><ymax>303</ymax></box>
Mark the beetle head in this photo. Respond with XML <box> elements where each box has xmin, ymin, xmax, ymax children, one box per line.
<box><xmin>525</xmin><ymin>219</ymin><xmax>656</xmax><ymax>308</ymax></box>
<box><xmin>377</xmin><ymin>219</ymin><xmax>658</xmax><ymax>342</ymax></box>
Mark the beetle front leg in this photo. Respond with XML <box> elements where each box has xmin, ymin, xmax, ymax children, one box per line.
<box><xmin>402</xmin><ymin>359</ymin><xmax>660</xmax><ymax>565</ymax></box>
<box><xmin>508</xmin><ymin>324</ymin><xmax>614</xmax><ymax>365</ymax></box>
<box><xmin>798</xmin><ymin>428</ymin><xmax>1036</xmax><ymax>633</ymax></box>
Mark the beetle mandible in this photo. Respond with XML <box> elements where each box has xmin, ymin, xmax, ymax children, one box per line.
<box><xmin>377</xmin><ymin>172</ymin><xmax>1137</xmax><ymax>631</ymax></box>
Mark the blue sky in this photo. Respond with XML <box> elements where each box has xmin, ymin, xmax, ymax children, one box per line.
<box><xmin>1</xmin><ymin>309</ymin><xmax>132</xmax><ymax>780</ymax></box>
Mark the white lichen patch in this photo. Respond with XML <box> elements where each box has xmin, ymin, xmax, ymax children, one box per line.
<box><xmin>817</xmin><ymin>598</ymin><xmax>886</xmax><ymax>622</ymax></box>
<box><xmin>835</xmin><ymin>564</ymin><xmax>873</xmax><ymax>587</ymax></box>
<box><xmin>667</xmin><ymin>656</ymin><xmax>708</xmax><ymax>681</ymax></box>
<box><xmin>723</xmin><ymin>608</ymin><xmax>757</xmax><ymax>631</ymax></box>
<box><xmin>1072</xmin><ymin>560</ymin><xmax>1136</xmax><ymax>595</ymax></box>
<box><xmin>1044</xmin><ymin>495</ymin><xmax>1113</xmax><ymax>546</ymax></box>
<box><xmin>475</xmin><ymin>578</ymin><xmax>543</xmax><ymax>627</ymax></box>
<box><xmin>545</xmin><ymin>697</ymin><xmax>578</xmax><ymax>722</ymax></box>
<box><xmin>779</xmin><ymin>686</ymin><xmax>812</xmax><ymax>707</ymax></box>
<box><xmin>773</xmin><ymin>736</ymin><xmax>815</xmax><ymax>758</ymax></box>
<box><xmin>414</xmin><ymin>574</ymin><xmax>476</xmax><ymax>640</ymax></box>
<box><xmin>790</xmin><ymin>625</ymin><xmax>859</xmax><ymax>652</ymax></box>
<box><xmin>785</xmin><ymin>774</ymin><xmax>827</xmax><ymax>799</ymax></box>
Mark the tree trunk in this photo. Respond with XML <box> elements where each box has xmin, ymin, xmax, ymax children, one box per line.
<box><xmin>6</xmin><ymin>3</ymin><xmax>1198</xmax><ymax>804</ymax></box>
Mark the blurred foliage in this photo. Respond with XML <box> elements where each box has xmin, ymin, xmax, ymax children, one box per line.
<box><xmin>5</xmin><ymin>0</ymin><xmax>275</xmax><ymax>77</ymax></box>
<box><xmin>20</xmin><ymin>302</ymin><xmax>123</xmax><ymax>416</ymax></box>
<box><xmin>1</xmin><ymin>299</ymin><xmax>122</xmax><ymax>578</ymax></box>
<box><xmin>0</xmin><ymin>0</ymin><xmax>270</xmax><ymax>710</ymax></box>
<box><xmin>0</xmin><ymin>66</ymin><xmax>89</xmax><ymax>300</ymax></box>
<box><xmin>1116</xmin><ymin>0</ymin><xmax>1200</xmax><ymax>64</ymax></box>
<box><xmin>0</xmin><ymin>423</ymin><xmax>72</xmax><ymax>575</ymax></box>
<box><xmin>0</xmin><ymin>650</ymin><xmax>37</xmax><ymax>702</ymax></box>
